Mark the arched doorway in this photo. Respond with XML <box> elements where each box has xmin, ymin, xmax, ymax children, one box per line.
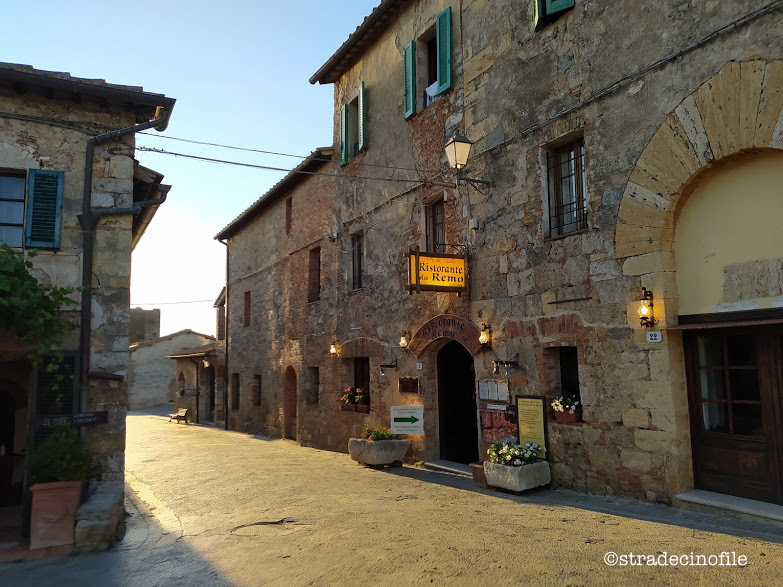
<box><xmin>437</xmin><ymin>341</ymin><xmax>478</xmax><ymax>464</ymax></box>
<box><xmin>283</xmin><ymin>366</ymin><xmax>297</xmax><ymax>440</ymax></box>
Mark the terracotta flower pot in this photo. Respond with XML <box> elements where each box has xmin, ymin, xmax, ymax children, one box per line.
<box><xmin>341</xmin><ymin>403</ymin><xmax>357</xmax><ymax>412</ymax></box>
<box><xmin>356</xmin><ymin>404</ymin><xmax>370</xmax><ymax>414</ymax></box>
<box><xmin>554</xmin><ymin>407</ymin><xmax>582</xmax><ymax>424</ymax></box>
<box><xmin>29</xmin><ymin>480</ymin><xmax>83</xmax><ymax>550</ymax></box>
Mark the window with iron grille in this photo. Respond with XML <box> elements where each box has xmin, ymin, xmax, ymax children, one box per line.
<box><xmin>308</xmin><ymin>247</ymin><xmax>321</xmax><ymax>302</ymax></box>
<box><xmin>547</xmin><ymin>139</ymin><xmax>587</xmax><ymax>237</ymax></box>
<box><xmin>231</xmin><ymin>373</ymin><xmax>240</xmax><ymax>410</ymax></box>
<box><xmin>425</xmin><ymin>199</ymin><xmax>445</xmax><ymax>253</ymax></box>
<box><xmin>243</xmin><ymin>291</ymin><xmax>251</xmax><ymax>327</ymax></box>
<box><xmin>354</xmin><ymin>357</ymin><xmax>370</xmax><ymax>396</ymax></box>
<box><xmin>351</xmin><ymin>234</ymin><xmax>363</xmax><ymax>290</ymax></box>
<box><xmin>252</xmin><ymin>374</ymin><xmax>261</xmax><ymax>406</ymax></box>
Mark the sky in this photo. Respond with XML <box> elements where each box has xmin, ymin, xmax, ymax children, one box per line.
<box><xmin>1</xmin><ymin>0</ymin><xmax>380</xmax><ymax>336</ymax></box>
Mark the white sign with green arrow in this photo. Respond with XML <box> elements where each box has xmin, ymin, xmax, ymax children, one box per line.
<box><xmin>390</xmin><ymin>406</ymin><xmax>424</xmax><ymax>434</ymax></box>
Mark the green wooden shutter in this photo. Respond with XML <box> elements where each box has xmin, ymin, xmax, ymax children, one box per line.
<box><xmin>25</xmin><ymin>169</ymin><xmax>64</xmax><ymax>249</ymax></box>
<box><xmin>533</xmin><ymin>0</ymin><xmax>546</xmax><ymax>30</ymax></box>
<box><xmin>340</xmin><ymin>103</ymin><xmax>349</xmax><ymax>165</ymax></box>
<box><xmin>546</xmin><ymin>0</ymin><xmax>575</xmax><ymax>14</ymax></box>
<box><xmin>436</xmin><ymin>7</ymin><xmax>452</xmax><ymax>94</ymax></box>
<box><xmin>358</xmin><ymin>81</ymin><xmax>366</xmax><ymax>152</ymax></box>
<box><xmin>403</xmin><ymin>41</ymin><xmax>416</xmax><ymax>119</ymax></box>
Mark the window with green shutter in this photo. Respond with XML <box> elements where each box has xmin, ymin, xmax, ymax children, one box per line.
<box><xmin>25</xmin><ymin>169</ymin><xmax>65</xmax><ymax>249</ymax></box>
<box><xmin>340</xmin><ymin>103</ymin><xmax>349</xmax><ymax>165</ymax></box>
<box><xmin>357</xmin><ymin>81</ymin><xmax>366</xmax><ymax>152</ymax></box>
<box><xmin>534</xmin><ymin>0</ymin><xmax>575</xmax><ymax>31</ymax></box>
<box><xmin>403</xmin><ymin>40</ymin><xmax>416</xmax><ymax>119</ymax></box>
<box><xmin>339</xmin><ymin>84</ymin><xmax>365</xmax><ymax>165</ymax></box>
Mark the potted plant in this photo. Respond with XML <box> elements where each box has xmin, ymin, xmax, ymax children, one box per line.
<box><xmin>551</xmin><ymin>392</ymin><xmax>582</xmax><ymax>424</ymax></box>
<box><xmin>340</xmin><ymin>387</ymin><xmax>357</xmax><ymax>411</ymax></box>
<box><xmin>27</xmin><ymin>424</ymin><xmax>92</xmax><ymax>550</ymax></box>
<box><xmin>355</xmin><ymin>388</ymin><xmax>370</xmax><ymax>413</ymax></box>
<box><xmin>348</xmin><ymin>427</ymin><xmax>410</xmax><ymax>466</ymax></box>
<box><xmin>483</xmin><ymin>441</ymin><xmax>550</xmax><ymax>492</ymax></box>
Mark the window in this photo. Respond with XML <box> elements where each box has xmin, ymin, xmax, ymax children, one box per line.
<box><xmin>285</xmin><ymin>197</ymin><xmax>292</xmax><ymax>235</ymax></box>
<box><xmin>243</xmin><ymin>291</ymin><xmax>251</xmax><ymax>327</ymax></box>
<box><xmin>546</xmin><ymin>138</ymin><xmax>587</xmax><ymax>237</ymax></box>
<box><xmin>340</xmin><ymin>82</ymin><xmax>365</xmax><ymax>164</ymax></box>
<box><xmin>0</xmin><ymin>170</ymin><xmax>64</xmax><ymax>249</ymax></box>
<box><xmin>231</xmin><ymin>373</ymin><xmax>240</xmax><ymax>410</ymax></box>
<box><xmin>425</xmin><ymin>199</ymin><xmax>445</xmax><ymax>253</ymax></box>
<box><xmin>308</xmin><ymin>247</ymin><xmax>321</xmax><ymax>302</ymax></box>
<box><xmin>306</xmin><ymin>367</ymin><xmax>320</xmax><ymax>405</ymax></box>
<box><xmin>544</xmin><ymin>346</ymin><xmax>581</xmax><ymax>408</ymax></box>
<box><xmin>534</xmin><ymin>0</ymin><xmax>575</xmax><ymax>31</ymax></box>
<box><xmin>351</xmin><ymin>233</ymin><xmax>363</xmax><ymax>290</ymax></box>
<box><xmin>252</xmin><ymin>374</ymin><xmax>261</xmax><ymax>406</ymax></box>
<box><xmin>354</xmin><ymin>357</ymin><xmax>370</xmax><ymax>394</ymax></box>
<box><xmin>404</xmin><ymin>7</ymin><xmax>451</xmax><ymax>118</ymax></box>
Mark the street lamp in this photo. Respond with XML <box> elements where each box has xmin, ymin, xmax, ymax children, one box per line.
<box><xmin>444</xmin><ymin>129</ymin><xmax>490</xmax><ymax>186</ymax></box>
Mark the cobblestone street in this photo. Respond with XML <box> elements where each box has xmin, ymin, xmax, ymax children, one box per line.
<box><xmin>2</xmin><ymin>406</ymin><xmax>783</xmax><ymax>586</ymax></box>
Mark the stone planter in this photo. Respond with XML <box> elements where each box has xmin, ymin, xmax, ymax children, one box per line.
<box><xmin>348</xmin><ymin>438</ymin><xmax>410</xmax><ymax>466</ymax></box>
<box><xmin>554</xmin><ymin>407</ymin><xmax>582</xmax><ymax>424</ymax></box>
<box><xmin>29</xmin><ymin>480</ymin><xmax>83</xmax><ymax>550</ymax></box>
<box><xmin>483</xmin><ymin>461</ymin><xmax>551</xmax><ymax>493</ymax></box>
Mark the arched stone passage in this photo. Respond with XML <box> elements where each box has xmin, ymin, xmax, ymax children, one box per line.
<box><xmin>616</xmin><ymin>60</ymin><xmax>783</xmax><ymax>277</ymax></box>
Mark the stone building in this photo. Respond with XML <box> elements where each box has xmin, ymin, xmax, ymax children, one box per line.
<box><xmin>223</xmin><ymin>1</ymin><xmax>783</xmax><ymax>508</ymax></box>
<box><xmin>168</xmin><ymin>342</ymin><xmax>225</xmax><ymax>425</ymax></box>
<box><xmin>129</xmin><ymin>307</ymin><xmax>161</xmax><ymax>344</ymax></box>
<box><xmin>0</xmin><ymin>62</ymin><xmax>174</xmax><ymax>548</ymax></box>
<box><xmin>128</xmin><ymin>329</ymin><xmax>214</xmax><ymax>410</ymax></box>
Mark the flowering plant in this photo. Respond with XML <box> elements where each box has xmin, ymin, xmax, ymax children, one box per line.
<box><xmin>355</xmin><ymin>388</ymin><xmax>369</xmax><ymax>405</ymax></box>
<box><xmin>340</xmin><ymin>387</ymin><xmax>357</xmax><ymax>405</ymax></box>
<box><xmin>361</xmin><ymin>427</ymin><xmax>401</xmax><ymax>441</ymax></box>
<box><xmin>487</xmin><ymin>441</ymin><xmax>542</xmax><ymax>466</ymax></box>
<box><xmin>551</xmin><ymin>392</ymin><xmax>580</xmax><ymax>414</ymax></box>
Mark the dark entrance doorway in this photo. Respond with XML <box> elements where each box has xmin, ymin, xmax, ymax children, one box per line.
<box><xmin>437</xmin><ymin>341</ymin><xmax>478</xmax><ymax>464</ymax></box>
<box><xmin>206</xmin><ymin>366</ymin><xmax>216</xmax><ymax>421</ymax></box>
<box><xmin>685</xmin><ymin>325</ymin><xmax>783</xmax><ymax>504</ymax></box>
<box><xmin>283</xmin><ymin>366</ymin><xmax>297</xmax><ymax>440</ymax></box>
<box><xmin>0</xmin><ymin>390</ymin><xmax>16</xmax><ymax>505</ymax></box>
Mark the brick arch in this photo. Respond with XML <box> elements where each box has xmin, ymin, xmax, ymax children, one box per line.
<box><xmin>615</xmin><ymin>60</ymin><xmax>783</xmax><ymax>313</ymax></box>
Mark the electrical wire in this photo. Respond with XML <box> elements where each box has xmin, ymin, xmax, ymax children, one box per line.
<box><xmin>132</xmin><ymin>299</ymin><xmax>216</xmax><ymax>305</ymax></box>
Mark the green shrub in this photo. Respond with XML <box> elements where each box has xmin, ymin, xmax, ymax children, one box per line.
<box><xmin>361</xmin><ymin>427</ymin><xmax>401</xmax><ymax>441</ymax></box>
<box><xmin>28</xmin><ymin>425</ymin><xmax>92</xmax><ymax>483</ymax></box>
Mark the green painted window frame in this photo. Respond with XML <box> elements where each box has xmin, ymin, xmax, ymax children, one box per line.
<box><xmin>436</xmin><ymin>7</ymin><xmax>452</xmax><ymax>95</ymax></box>
<box><xmin>534</xmin><ymin>0</ymin><xmax>574</xmax><ymax>31</ymax></box>
<box><xmin>340</xmin><ymin>103</ymin><xmax>349</xmax><ymax>165</ymax></box>
<box><xmin>403</xmin><ymin>40</ymin><xmax>416</xmax><ymax>119</ymax></box>
<box><xmin>357</xmin><ymin>81</ymin><xmax>366</xmax><ymax>152</ymax></box>
<box><xmin>25</xmin><ymin>169</ymin><xmax>64</xmax><ymax>249</ymax></box>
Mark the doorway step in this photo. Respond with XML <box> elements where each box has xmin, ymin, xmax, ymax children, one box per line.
<box><xmin>423</xmin><ymin>460</ymin><xmax>472</xmax><ymax>478</ymax></box>
<box><xmin>676</xmin><ymin>490</ymin><xmax>783</xmax><ymax>529</ymax></box>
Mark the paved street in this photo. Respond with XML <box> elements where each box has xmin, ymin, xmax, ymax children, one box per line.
<box><xmin>2</xmin><ymin>406</ymin><xmax>783</xmax><ymax>586</ymax></box>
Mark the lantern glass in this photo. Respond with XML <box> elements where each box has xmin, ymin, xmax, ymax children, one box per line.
<box><xmin>444</xmin><ymin>132</ymin><xmax>473</xmax><ymax>169</ymax></box>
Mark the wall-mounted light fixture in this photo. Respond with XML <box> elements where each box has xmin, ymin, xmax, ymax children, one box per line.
<box><xmin>202</xmin><ymin>359</ymin><xmax>210</xmax><ymax>368</ymax></box>
<box><xmin>329</xmin><ymin>342</ymin><xmax>340</xmax><ymax>356</ymax></box>
<box><xmin>638</xmin><ymin>287</ymin><xmax>657</xmax><ymax>328</ymax></box>
<box><xmin>444</xmin><ymin>130</ymin><xmax>491</xmax><ymax>187</ymax></box>
<box><xmin>399</xmin><ymin>331</ymin><xmax>411</xmax><ymax>349</ymax></box>
<box><xmin>379</xmin><ymin>358</ymin><xmax>399</xmax><ymax>377</ymax></box>
<box><xmin>478</xmin><ymin>324</ymin><xmax>492</xmax><ymax>350</ymax></box>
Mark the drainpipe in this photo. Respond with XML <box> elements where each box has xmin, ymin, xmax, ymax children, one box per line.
<box><xmin>77</xmin><ymin>109</ymin><xmax>173</xmax><ymax>413</ymax></box>
<box><xmin>217</xmin><ymin>238</ymin><xmax>229</xmax><ymax>430</ymax></box>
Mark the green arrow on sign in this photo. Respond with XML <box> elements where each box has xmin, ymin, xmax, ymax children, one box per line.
<box><xmin>394</xmin><ymin>416</ymin><xmax>419</xmax><ymax>424</ymax></box>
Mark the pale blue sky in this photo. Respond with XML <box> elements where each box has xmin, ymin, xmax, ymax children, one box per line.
<box><xmin>1</xmin><ymin>0</ymin><xmax>379</xmax><ymax>335</ymax></box>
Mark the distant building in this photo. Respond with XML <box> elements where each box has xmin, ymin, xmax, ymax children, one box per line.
<box><xmin>168</xmin><ymin>342</ymin><xmax>226</xmax><ymax>425</ymax></box>
<box><xmin>129</xmin><ymin>308</ymin><xmax>161</xmax><ymax>344</ymax></box>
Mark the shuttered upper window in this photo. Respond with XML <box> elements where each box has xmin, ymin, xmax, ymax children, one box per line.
<box><xmin>340</xmin><ymin>82</ymin><xmax>366</xmax><ymax>165</ymax></box>
<box><xmin>403</xmin><ymin>6</ymin><xmax>451</xmax><ymax>118</ymax></box>
<box><xmin>534</xmin><ymin>0</ymin><xmax>575</xmax><ymax>31</ymax></box>
<box><xmin>0</xmin><ymin>169</ymin><xmax>64</xmax><ymax>249</ymax></box>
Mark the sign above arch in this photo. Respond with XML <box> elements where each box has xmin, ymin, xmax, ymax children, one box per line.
<box><xmin>407</xmin><ymin>314</ymin><xmax>482</xmax><ymax>357</ymax></box>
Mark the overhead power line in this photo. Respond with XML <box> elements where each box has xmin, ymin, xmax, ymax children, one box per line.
<box><xmin>132</xmin><ymin>299</ymin><xmax>215</xmax><ymax>305</ymax></box>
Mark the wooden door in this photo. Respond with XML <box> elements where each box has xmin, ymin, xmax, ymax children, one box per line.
<box><xmin>685</xmin><ymin>327</ymin><xmax>783</xmax><ymax>504</ymax></box>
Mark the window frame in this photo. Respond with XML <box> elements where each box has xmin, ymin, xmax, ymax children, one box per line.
<box><xmin>308</xmin><ymin>247</ymin><xmax>321</xmax><ymax>302</ymax></box>
<box><xmin>351</xmin><ymin>233</ymin><xmax>364</xmax><ymax>290</ymax></box>
<box><xmin>425</xmin><ymin>198</ymin><xmax>445</xmax><ymax>253</ymax></box>
<box><xmin>354</xmin><ymin>357</ymin><xmax>370</xmax><ymax>395</ymax></box>
<box><xmin>545</xmin><ymin>138</ymin><xmax>587</xmax><ymax>238</ymax></box>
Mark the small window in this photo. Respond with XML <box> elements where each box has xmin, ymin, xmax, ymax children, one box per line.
<box><xmin>546</xmin><ymin>139</ymin><xmax>587</xmax><ymax>237</ymax></box>
<box><xmin>231</xmin><ymin>373</ymin><xmax>240</xmax><ymax>410</ymax></box>
<box><xmin>351</xmin><ymin>234</ymin><xmax>363</xmax><ymax>290</ymax></box>
<box><xmin>425</xmin><ymin>199</ymin><xmax>445</xmax><ymax>253</ymax></box>
<box><xmin>0</xmin><ymin>170</ymin><xmax>64</xmax><ymax>249</ymax></box>
<box><xmin>340</xmin><ymin>82</ymin><xmax>366</xmax><ymax>164</ymax></box>
<box><xmin>403</xmin><ymin>7</ymin><xmax>451</xmax><ymax>118</ymax></box>
<box><xmin>534</xmin><ymin>0</ymin><xmax>575</xmax><ymax>31</ymax></box>
<box><xmin>306</xmin><ymin>367</ymin><xmax>320</xmax><ymax>405</ymax></box>
<box><xmin>285</xmin><ymin>197</ymin><xmax>292</xmax><ymax>235</ymax></box>
<box><xmin>308</xmin><ymin>247</ymin><xmax>321</xmax><ymax>302</ymax></box>
<box><xmin>252</xmin><ymin>374</ymin><xmax>261</xmax><ymax>406</ymax></box>
<box><xmin>0</xmin><ymin>173</ymin><xmax>25</xmax><ymax>247</ymax></box>
<box><xmin>354</xmin><ymin>357</ymin><xmax>370</xmax><ymax>399</ymax></box>
<box><xmin>243</xmin><ymin>291</ymin><xmax>251</xmax><ymax>327</ymax></box>
<box><xmin>544</xmin><ymin>346</ymin><xmax>581</xmax><ymax>407</ymax></box>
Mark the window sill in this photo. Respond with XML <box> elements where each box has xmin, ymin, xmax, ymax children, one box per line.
<box><xmin>348</xmin><ymin>287</ymin><xmax>365</xmax><ymax>296</ymax></box>
<box><xmin>543</xmin><ymin>227</ymin><xmax>591</xmax><ymax>242</ymax></box>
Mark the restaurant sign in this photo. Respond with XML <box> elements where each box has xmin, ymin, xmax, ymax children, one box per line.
<box><xmin>408</xmin><ymin>249</ymin><xmax>467</xmax><ymax>293</ymax></box>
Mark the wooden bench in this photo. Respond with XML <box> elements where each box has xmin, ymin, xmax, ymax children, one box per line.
<box><xmin>168</xmin><ymin>408</ymin><xmax>189</xmax><ymax>424</ymax></box>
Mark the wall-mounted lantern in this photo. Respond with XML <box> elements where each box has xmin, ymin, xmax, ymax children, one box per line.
<box><xmin>638</xmin><ymin>287</ymin><xmax>657</xmax><ymax>328</ymax></box>
<box><xmin>329</xmin><ymin>342</ymin><xmax>340</xmax><ymax>356</ymax></box>
<box><xmin>478</xmin><ymin>324</ymin><xmax>492</xmax><ymax>350</ymax></box>
<box><xmin>399</xmin><ymin>331</ymin><xmax>411</xmax><ymax>349</ymax></box>
<box><xmin>202</xmin><ymin>359</ymin><xmax>210</xmax><ymax>369</ymax></box>
<box><xmin>444</xmin><ymin>130</ymin><xmax>491</xmax><ymax>187</ymax></box>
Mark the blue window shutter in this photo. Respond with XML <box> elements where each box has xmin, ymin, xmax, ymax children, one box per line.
<box><xmin>340</xmin><ymin>104</ymin><xmax>349</xmax><ymax>165</ymax></box>
<box><xmin>436</xmin><ymin>7</ymin><xmax>452</xmax><ymax>94</ymax></box>
<box><xmin>403</xmin><ymin>41</ymin><xmax>416</xmax><ymax>119</ymax></box>
<box><xmin>358</xmin><ymin>81</ymin><xmax>366</xmax><ymax>152</ymax></box>
<box><xmin>533</xmin><ymin>0</ymin><xmax>547</xmax><ymax>30</ymax></box>
<box><xmin>25</xmin><ymin>169</ymin><xmax>64</xmax><ymax>249</ymax></box>
<box><xmin>546</xmin><ymin>0</ymin><xmax>574</xmax><ymax>16</ymax></box>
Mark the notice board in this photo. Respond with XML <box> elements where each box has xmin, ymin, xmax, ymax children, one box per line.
<box><xmin>516</xmin><ymin>395</ymin><xmax>547</xmax><ymax>459</ymax></box>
